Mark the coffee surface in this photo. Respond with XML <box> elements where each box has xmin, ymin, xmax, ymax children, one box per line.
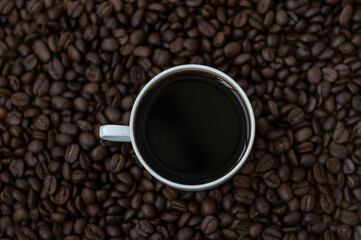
<box><xmin>135</xmin><ymin>71</ymin><xmax>249</xmax><ymax>184</ymax></box>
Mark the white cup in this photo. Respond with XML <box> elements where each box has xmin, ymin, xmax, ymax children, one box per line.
<box><xmin>100</xmin><ymin>64</ymin><xmax>255</xmax><ymax>191</ymax></box>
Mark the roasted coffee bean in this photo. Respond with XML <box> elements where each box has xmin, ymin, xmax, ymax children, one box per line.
<box><xmin>86</xmin><ymin>65</ymin><xmax>102</xmax><ymax>82</ymax></box>
<box><xmin>104</xmin><ymin>106</ymin><xmax>121</xmax><ymax>123</ymax></box>
<box><xmin>38</xmin><ymin>225</ymin><xmax>53</xmax><ymax>239</ymax></box>
<box><xmin>320</xmin><ymin>195</ymin><xmax>335</xmax><ymax>214</ymax></box>
<box><xmin>264</xmin><ymin>172</ymin><xmax>280</xmax><ymax>188</ymax></box>
<box><xmin>161</xmin><ymin>211</ymin><xmax>180</xmax><ymax>223</ymax></box>
<box><xmin>249</xmin><ymin>223</ymin><xmax>263</xmax><ymax>238</ymax></box>
<box><xmin>307</xmin><ymin>67</ymin><xmax>322</xmax><ymax>84</ymax></box>
<box><xmin>60</xmin><ymin>123</ymin><xmax>78</xmax><ymax>136</ymax></box>
<box><xmin>233</xmin><ymin>174</ymin><xmax>250</xmax><ymax>188</ymax></box>
<box><xmin>43</xmin><ymin>175</ymin><xmax>57</xmax><ymax>195</ymax></box>
<box><xmin>9</xmin><ymin>159</ymin><xmax>24</xmax><ymax>177</ymax></box>
<box><xmin>339</xmin><ymin>4</ymin><xmax>353</xmax><ymax>26</ymax></box>
<box><xmin>295</xmin><ymin>128</ymin><xmax>312</xmax><ymax>142</ymax></box>
<box><xmin>313</xmin><ymin>163</ymin><xmax>327</xmax><ymax>184</ymax></box>
<box><xmin>340</xmin><ymin>210</ymin><xmax>358</xmax><ymax>226</ymax></box>
<box><xmin>198</xmin><ymin>20</ymin><xmax>216</xmax><ymax>38</ymax></box>
<box><xmin>49</xmin><ymin>80</ymin><xmax>66</xmax><ymax>97</ymax></box>
<box><xmin>200</xmin><ymin>198</ymin><xmax>216</xmax><ymax>215</ymax></box>
<box><xmin>65</xmin><ymin>144</ymin><xmax>80</xmax><ymax>163</ymax></box>
<box><xmin>277</xmin><ymin>183</ymin><xmax>293</xmax><ymax>202</ymax></box>
<box><xmin>292</xmin><ymin>180</ymin><xmax>310</xmax><ymax>196</ymax></box>
<box><xmin>54</xmin><ymin>186</ymin><xmax>70</xmax><ymax>205</ymax></box>
<box><xmin>256</xmin><ymin>154</ymin><xmax>274</xmax><ymax>172</ymax></box>
<box><xmin>34</xmin><ymin>114</ymin><xmax>50</xmax><ymax>131</ymax></box>
<box><xmin>300</xmin><ymin>194</ymin><xmax>315</xmax><ymax>212</ymax></box>
<box><xmin>51</xmin><ymin>96</ymin><xmax>72</xmax><ymax>110</ymax></box>
<box><xmin>11</xmin><ymin>93</ymin><xmax>29</xmax><ymax>107</ymax></box>
<box><xmin>327</xmin><ymin>158</ymin><xmax>341</xmax><ymax>174</ymax></box>
<box><xmin>6</xmin><ymin>111</ymin><xmax>22</xmax><ymax>125</ymax></box>
<box><xmin>283</xmin><ymin>211</ymin><xmax>301</xmax><ymax>226</ymax></box>
<box><xmin>17</xmin><ymin>227</ymin><xmax>37</xmax><ymax>240</ymax></box>
<box><xmin>136</xmin><ymin>219</ymin><xmax>154</xmax><ymax>237</ymax></box>
<box><xmin>27</xmin><ymin>140</ymin><xmax>45</xmax><ymax>153</ymax></box>
<box><xmin>171</xmin><ymin>200</ymin><xmax>187</xmax><ymax>213</ymax></box>
<box><xmin>84</xmin><ymin>224</ymin><xmax>105</xmax><ymax>240</ymax></box>
<box><xmin>78</xmin><ymin>132</ymin><xmax>96</xmax><ymax>149</ymax></box>
<box><xmin>33</xmin><ymin>40</ymin><xmax>51</xmax><ymax>62</ymax></box>
<box><xmin>337</xmin><ymin>225</ymin><xmax>352</xmax><ymax>240</ymax></box>
<box><xmin>262</xmin><ymin>227</ymin><xmax>282</xmax><ymax>240</ymax></box>
<box><xmin>234</xmin><ymin>188</ymin><xmax>255</xmax><ymax>205</ymax></box>
<box><xmin>224</xmin><ymin>42</ymin><xmax>241</xmax><ymax>59</ymax></box>
<box><xmin>200</xmin><ymin>216</ymin><xmax>218</xmax><ymax>234</ymax></box>
<box><xmin>140</xmin><ymin>203</ymin><xmax>156</xmax><ymax>218</ymax></box>
<box><xmin>176</xmin><ymin>227</ymin><xmax>193</xmax><ymax>240</ymax></box>
<box><xmin>322</xmin><ymin>68</ymin><xmax>337</xmax><ymax>82</ymax></box>
<box><xmin>48</xmin><ymin>58</ymin><xmax>64</xmax><ymax>80</ymax></box>
<box><xmin>256</xmin><ymin>196</ymin><xmax>270</xmax><ymax>215</ymax></box>
<box><xmin>153</xmin><ymin>49</ymin><xmax>171</xmax><ymax>68</ymax></box>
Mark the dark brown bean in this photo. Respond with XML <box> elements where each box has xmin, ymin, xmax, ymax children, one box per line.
<box><xmin>201</xmin><ymin>216</ymin><xmax>218</xmax><ymax>234</ymax></box>
<box><xmin>320</xmin><ymin>195</ymin><xmax>335</xmax><ymax>214</ymax></box>
<box><xmin>11</xmin><ymin>93</ymin><xmax>30</xmax><ymax>107</ymax></box>
<box><xmin>300</xmin><ymin>194</ymin><xmax>315</xmax><ymax>212</ymax></box>
<box><xmin>339</xmin><ymin>4</ymin><xmax>353</xmax><ymax>25</ymax></box>
<box><xmin>198</xmin><ymin>20</ymin><xmax>216</xmax><ymax>38</ymax></box>
<box><xmin>43</xmin><ymin>175</ymin><xmax>57</xmax><ymax>195</ymax></box>
<box><xmin>65</xmin><ymin>144</ymin><xmax>80</xmax><ymax>163</ymax></box>
<box><xmin>277</xmin><ymin>183</ymin><xmax>293</xmax><ymax>202</ymax></box>
<box><xmin>33</xmin><ymin>40</ymin><xmax>51</xmax><ymax>62</ymax></box>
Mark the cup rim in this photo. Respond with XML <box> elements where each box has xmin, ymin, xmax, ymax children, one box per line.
<box><xmin>129</xmin><ymin>64</ymin><xmax>255</xmax><ymax>191</ymax></box>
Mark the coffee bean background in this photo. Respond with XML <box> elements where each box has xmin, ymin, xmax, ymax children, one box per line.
<box><xmin>1</xmin><ymin>0</ymin><xmax>361</xmax><ymax>239</ymax></box>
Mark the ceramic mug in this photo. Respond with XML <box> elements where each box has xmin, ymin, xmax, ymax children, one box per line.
<box><xmin>100</xmin><ymin>64</ymin><xmax>255</xmax><ymax>191</ymax></box>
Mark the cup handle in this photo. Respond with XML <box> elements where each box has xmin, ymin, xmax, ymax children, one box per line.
<box><xmin>99</xmin><ymin>125</ymin><xmax>131</xmax><ymax>142</ymax></box>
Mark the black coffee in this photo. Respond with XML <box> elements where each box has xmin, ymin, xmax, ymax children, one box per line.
<box><xmin>134</xmin><ymin>71</ymin><xmax>250</xmax><ymax>184</ymax></box>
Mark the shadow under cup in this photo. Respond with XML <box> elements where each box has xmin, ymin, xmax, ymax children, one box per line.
<box><xmin>133</xmin><ymin>70</ymin><xmax>252</xmax><ymax>185</ymax></box>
